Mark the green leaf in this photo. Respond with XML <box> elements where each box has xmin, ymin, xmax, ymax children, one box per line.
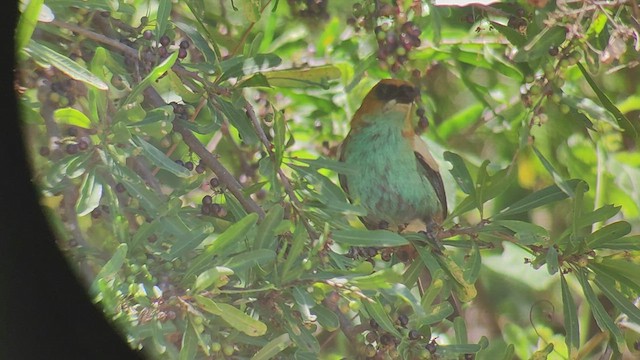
<box><xmin>311</xmin><ymin>305</ymin><xmax>340</xmax><ymax>331</ymax></box>
<box><xmin>282</xmin><ymin>307</ymin><xmax>319</xmax><ymax>352</ymax></box>
<box><xmin>560</xmin><ymin>274</ymin><xmax>580</xmax><ymax>355</ymax></box>
<box><xmin>592</xmin><ymin>235</ymin><xmax>640</xmax><ymax>251</ymax></box>
<box><xmin>490</xmin><ymin>21</ymin><xmax>526</xmax><ymax>47</ymax></box>
<box><xmin>575</xmin><ymin>205</ymin><xmax>621</xmax><ymax>230</ymax></box>
<box><xmin>24</xmin><ymin>40</ymin><xmax>108</xmax><ymax>90</ymax></box>
<box><xmin>438</xmin><ymin>343</ymin><xmax>481</xmax><ymax>355</ymax></box>
<box><xmin>89</xmin><ymin>243</ymin><xmax>127</xmax><ymax>295</ymax></box>
<box><xmin>16</xmin><ymin>0</ymin><xmax>44</xmax><ymax>50</ymax></box>
<box><xmin>53</xmin><ymin>108</ymin><xmax>93</xmax><ymax>129</ymax></box>
<box><xmin>533</xmin><ymin>146</ymin><xmax>573</xmax><ymax>197</ymax></box>
<box><xmin>223</xmin><ymin>249</ymin><xmax>276</xmax><ymax>273</ymax></box>
<box><xmin>350</xmin><ymin>264</ymin><xmax>403</xmax><ymax>290</ymax></box>
<box><xmin>185</xmin><ymin>213</ymin><xmax>259</xmax><ymax>280</ymax></box>
<box><xmin>250</xmin><ymin>333</ymin><xmax>291</xmax><ymax>360</ymax></box>
<box><xmin>590</xmin><ymin>258</ymin><xmax>640</xmax><ymax>290</ymax></box>
<box><xmin>363</xmin><ymin>299</ymin><xmax>402</xmax><ymax>338</ymax></box>
<box><xmin>292</xmin><ymin>286</ymin><xmax>315</xmax><ymax>322</ymax></box>
<box><xmin>576</xmin><ymin>270</ymin><xmax>624</xmax><ymax>351</ymax></box>
<box><xmin>444</xmin><ymin>151</ymin><xmax>475</xmax><ymax>195</ymax></box>
<box><xmin>132</xmin><ymin>135</ymin><xmax>191</xmax><ymax>178</ymax></box>
<box><xmin>453</xmin><ymin>317</ymin><xmax>468</xmax><ymax>344</ymax></box>
<box><xmin>293</xmin><ymin>157</ymin><xmax>357</xmax><ymax>176</ymax></box>
<box><xmin>216</xmin><ymin>97</ymin><xmax>259</xmax><ymax>144</ymax></box>
<box><xmin>174</xmin><ymin>22</ymin><xmax>218</xmax><ymax>65</ymax></box>
<box><xmin>179</xmin><ymin>323</ymin><xmax>198</xmax><ymax>360</ymax></box>
<box><xmin>280</xmin><ymin>223</ymin><xmax>307</xmax><ymax>283</ymax></box>
<box><xmin>255</xmin><ymin>204</ymin><xmax>284</xmax><ymax>250</ymax></box>
<box><xmin>513</xmin><ymin>26</ymin><xmax>566</xmax><ymax>63</ymax></box>
<box><xmin>155</xmin><ymin>0</ymin><xmax>172</xmax><ymax>44</ymax></box>
<box><xmin>123</xmin><ymin>51</ymin><xmax>178</xmax><ymax>106</ymax></box>
<box><xmin>262</xmin><ymin>65</ymin><xmax>341</xmax><ymax>88</ymax></box>
<box><xmin>495</xmin><ymin>179</ymin><xmax>583</xmax><ymax>218</ymax></box>
<box><xmin>438</xmin><ymin>104</ymin><xmax>484</xmax><ymax>140</ymax></box>
<box><xmin>577</xmin><ymin>62</ymin><xmax>637</xmax><ymax>138</ymax></box>
<box><xmin>194</xmin><ymin>266</ymin><xmax>234</xmax><ymax>292</ymax></box>
<box><xmin>332</xmin><ymin>229</ymin><xmax>409</xmax><ymax>247</ymax></box>
<box><xmin>493</xmin><ymin>220</ymin><xmax>548</xmax><ymax>245</ymax></box>
<box><xmin>585</xmin><ymin>221</ymin><xmax>631</xmax><ymax>249</ymax></box>
<box><xmin>218</xmin><ymin>54</ymin><xmax>282</xmax><ymax>81</ymax></box>
<box><xmin>167</xmin><ymin>224</ymin><xmax>215</xmax><ymax>260</ymax></box>
<box><xmin>593</xmin><ymin>270</ymin><xmax>640</xmax><ymax>325</ymax></box>
<box><xmin>195</xmin><ymin>295</ymin><xmax>267</xmax><ymax>336</ymax></box>
<box><xmin>76</xmin><ymin>169</ymin><xmax>103</xmax><ymax>216</ymax></box>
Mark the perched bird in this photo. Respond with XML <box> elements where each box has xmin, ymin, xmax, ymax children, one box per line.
<box><xmin>339</xmin><ymin>79</ymin><xmax>447</xmax><ymax>234</ymax></box>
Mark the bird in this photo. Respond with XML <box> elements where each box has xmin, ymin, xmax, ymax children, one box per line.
<box><xmin>339</xmin><ymin>79</ymin><xmax>447</xmax><ymax>235</ymax></box>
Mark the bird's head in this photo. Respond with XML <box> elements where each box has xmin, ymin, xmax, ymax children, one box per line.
<box><xmin>351</xmin><ymin>79</ymin><xmax>418</xmax><ymax>130</ymax></box>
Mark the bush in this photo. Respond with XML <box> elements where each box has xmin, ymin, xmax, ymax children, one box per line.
<box><xmin>16</xmin><ymin>0</ymin><xmax>640</xmax><ymax>359</ymax></box>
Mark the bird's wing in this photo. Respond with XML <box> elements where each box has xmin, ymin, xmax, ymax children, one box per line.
<box><xmin>413</xmin><ymin>135</ymin><xmax>448</xmax><ymax>218</ymax></box>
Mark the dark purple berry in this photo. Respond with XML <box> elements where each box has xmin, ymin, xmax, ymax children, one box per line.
<box><xmin>140</xmin><ymin>16</ymin><xmax>149</xmax><ymax>26</ymax></box>
<box><xmin>178</xmin><ymin>48</ymin><xmax>188</xmax><ymax>59</ymax></box>
<box><xmin>39</xmin><ymin>146</ymin><xmax>50</xmax><ymax>157</ymax></box>
<box><xmin>159</xmin><ymin>35</ymin><xmax>171</xmax><ymax>47</ymax></box>
<box><xmin>184</xmin><ymin>161</ymin><xmax>194</xmax><ymax>171</ymax></box>
<box><xmin>201</xmin><ymin>203</ymin><xmax>211</xmax><ymax>215</ymax></box>
<box><xmin>91</xmin><ymin>208</ymin><xmax>102</xmax><ymax>219</ymax></box>
<box><xmin>148</xmin><ymin>234</ymin><xmax>158</xmax><ymax>243</ymax></box>
<box><xmin>143</xmin><ymin>30</ymin><xmax>153</xmax><ymax>40</ymax></box>
<box><xmin>398</xmin><ymin>314</ymin><xmax>409</xmax><ymax>327</ymax></box>
<box><xmin>158</xmin><ymin>47</ymin><xmax>168</xmax><ymax>58</ymax></box>
<box><xmin>115</xmin><ymin>183</ymin><xmax>126</xmax><ymax>193</ymax></box>
<box><xmin>179</xmin><ymin>40</ymin><xmax>190</xmax><ymax>49</ymax></box>
<box><xmin>548</xmin><ymin>46</ymin><xmax>559</xmax><ymax>56</ymax></box>
<box><xmin>67</xmin><ymin>127</ymin><xmax>78</xmax><ymax>137</ymax></box>
<box><xmin>369</xmin><ymin>319</ymin><xmax>379</xmax><ymax>329</ymax></box>
<box><xmin>195</xmin><ymin>164</ymin><xmax>205</xmax><ymax>174</ymax></box>
<box><xmin>209</xmin><ymin>178</ymin><xmax>220</xmax><ymax>188</ymax></box>
<box><xmin>202</xmin><ymin>195</ymin><xmax>213</xmax><ymax>205</ymax></box>
<box><xmin>379</xmin><ymin>333</ymin><xmax>394</xmax><ymax>345</ymax></box>
<box><xmin>100</xmin><ymin>11</ymin><xmax>110</xmax><ymax>17</ymax></box>
<box><xmin>77</xmin><ymin>139</ymin><xmax>89</xmax><ymax>150</ymax></box>
<box><xmin>66</xmin><ymin>143</ymin><xmax>79</xmax><ymax>154</ymax></box>
<box><xmin>175</xmin><ymin>159</ymin><xmax>185</xmax><ymax>167</ymax></box>
<box><xmin>408</xmin><ymin>329</ymin><xmax>420</xmax><ymax>340</ymax></box>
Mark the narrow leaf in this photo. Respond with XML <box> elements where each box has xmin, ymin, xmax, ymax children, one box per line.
<box><xmin>332</xmin><ymin>229</ymin><xmax>409</xmax><ymax>247</ymax></box>
<box><xmin>444</xmin><ymin>151</ymin><xmax>475</xmax><ymax>195</ymax></box>
<box><xmin>132</xmin><ymin>135</ymin><xmax>191</xmax><ymax>178</ymax></box>
<box><xmin>560</xmin><ymin>274</ymin><xmax>580</xmax><ymax>355</ymax></box>
<box><xmin>250</xmin><ymin>333</ymin><xmax>291</xmax><ymax>360</ymax></box>
<box><xmin>363</xmin><ymin>299</ymin><xmax>402</xmax><ymax>338</ymax></box>
<box><xmin>76</xmin><ymin>169</ymin><xmax>103</xmax><ymax>216</ymax></box>
<box><xmin>89</xmin><ymin>243</ymin><xmax>127</xmax><ymax>294</ymax></box>
<box><xmin>495</xmin><ymin>179</ymin><xmax>583</xmax><ymax>218</ymax></box>
<box><xmin>195</xmin><ymin>295</ymin><xmax>267</xmax><ymax>336</ymax></box>
<box><xmin>585</xmin><ymin>221</ymin><xmax>631</xmax><ymax>249</ymax></box>
<box><xmin>24</xmin><ymin>40</ymin><xmax>108</xmax><ymax>90</ymax></box>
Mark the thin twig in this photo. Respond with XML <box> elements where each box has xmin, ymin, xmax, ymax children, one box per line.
<box><xmin>173</xmin><ymin>121</ymin><xmax>265</xmax><ymax>219</ymax></box>
<box><xmin>244</xmin><ymin>103</ymin><xmax>318</xmax><ymax>238</ymax></box>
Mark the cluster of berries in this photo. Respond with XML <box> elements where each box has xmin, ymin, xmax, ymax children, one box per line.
<box><xmin>39</xmin><ymin>126</ymin><xmax>92</xmax><ymax>157</ymax></box>
<box><xmin>35</xmin><ymin>67</ymin><xmax>84</xmax><ymax>109</ymax></box>
<box><xmin>200</xmin><ymin>178</ymin><xmax>227</xmax><ymax>218</ymax></box>
<box><xmin>521</xmin><ymin>45</ymin><xmax>582</xmax><ymax>125</ymax></box>
<box><xmin>375</xmin><ymin>21</ymin><xmax>422</xmax><ymax>73</ymax></box>
<box><xmin>363</xmin><ymin>317</ymin><xmax>438</xmax><ymax>359</ymax></box>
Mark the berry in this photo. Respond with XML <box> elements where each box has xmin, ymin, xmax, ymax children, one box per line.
<box><xmin>175</xmin><ymin>159</ymin><xmax>185</xmax><ymax>167</ymax></box>
<box><xmin>184</xmin><ymin>161</ymin><xmax>194</xmax><ymax>171</ymax></box>
<box><xmin>77</xmin><ymin>139</ymin><xmax>89</xmax><ymax>151</ymax></box>
<box><xmin>397</xmin><ymin>314</ymin><xmax>409</xmax><ymax>327</ymax></box>
<box><xmin>195</xmin><ymin>164</ymin><xmax>205</xmax><ymax>174</ymax></box>
<box><xmin>143</xmin><ymin>30</ymin><xmax>153</xmax><ymax>40</ymax></box>
<box><xmin>115</xmin><ymin>183</ymin><xmax>126</xmax><ymax>193</ymax></box>
<box><xmin>209</xmin><ymin>177</ymin><xmax>220</xmax><ymax>188</ymax></box>
<box><xmin>67</xmin><ymin>127</ymin><xmax>78</xmax><ymax>137</ymax></box>
<box><xmin>548</xmin><ymin>46</ymin><xmax>559</xmax><ymax>56</ymax></box>
<box><xmin>201</xmin><ymin>203</ymin><xmax>211</xmax><ymax>215</ymax></box>
<box><xmin>159</xmin><ymin>35</ymin><xmax>171</xmax><ymax>47</ymax></box>
<box><xmin>408</xmin><ymin>329</ymin><xmax>420</xmax><ymax>340</ymax></box>
<box><xmin>178</xmin><ymin>48</ymin><xmax>188</xmax><ymax>59</ymax></box>
<box><xmin>379</xmin><ymin>333</ymin><xmax>394</xmax><ymax>345</ymax></box>
<box><xmin>91</xmin><ymin>208</ymin><xmax>102</xmax><ymax>219</ymax></box>
<box><xmin>202</xmin><ymin>195</ymin><xmax>213</xmax><ymax>205</ymax></box>
<box><xmin>39</xmin><ymin>146</ymin><xmax>50</xmax><ymax>157</ymax></box>
<box><xmin>66</xmin><ymin>143</ymin><xmax>79</xmax><ymax>154</ymax></box>
<box><xmin>140</xmin><ymin>16</ymin><xmax>149</xmax><ymax>26</ymax></box>
<box><xmin>369</xmin><ymin>319</ymin><xmax>379</xmax><ymax>329</ymax></box>
<box><xmin>179</xmin><ymin>40</ymin><xmax>190</xmax><ymax>49</ymax></box>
